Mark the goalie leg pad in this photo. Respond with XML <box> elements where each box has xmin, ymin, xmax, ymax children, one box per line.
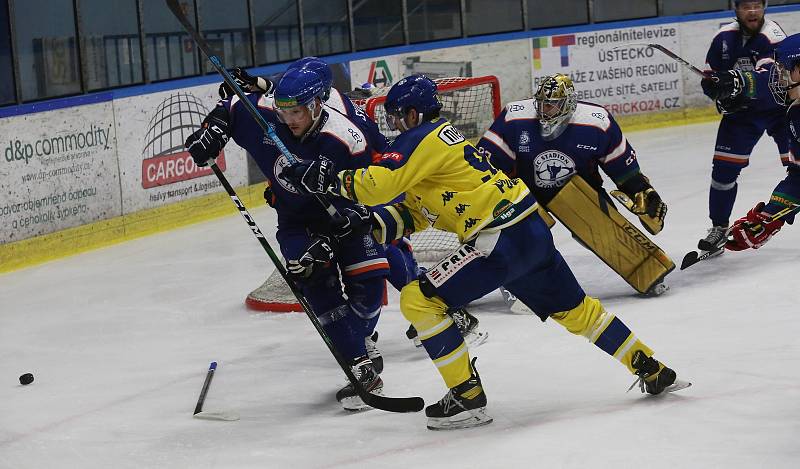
<box><xmin>400</xmin><ymin>281</ymin><xmax>471</xmax><ymax>389</ymax></box>
<box><xmin>545</xmin><ymin>175</ymin><xmax>675</xmax><ymax>294</ymax></box>
<box><xmin>551</xmin><ymin>295</ymin><xmax>654</xmax><ymax>375</ymax></box>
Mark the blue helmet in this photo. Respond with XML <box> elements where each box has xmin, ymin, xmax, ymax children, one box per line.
<box><xmin>384</xmin><ymin>75</ymin><xmax>442</xmax><ymax>119</ymax></box>
<box><xmin>734</xmin><ymin>0</ymin><xmax>766</xmax><ymax>7</ymax></box>
<box><xmin>768</xmin><ymin>33</ymin><xmax>800</xmax><ymax>105</ymax></box>
<box><xmin>288</xmin><ymin>57</ymin><xmax>333</xmax><ymax>101</ymax></box>
<box><xmin>274</xmin><ymin>67</ymin><xmax>326</xmax><ymax>109</ymax></box>
<box><xmin>776</xmin><ymin>33</ymin><xmax>800</xmax><ymax>70</ymax></box>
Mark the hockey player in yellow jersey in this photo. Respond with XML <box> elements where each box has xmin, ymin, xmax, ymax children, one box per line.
<box><xmin>283</xmin><ymin>75</ymin><xmax>690</xmax><ymax>430</ymax></box>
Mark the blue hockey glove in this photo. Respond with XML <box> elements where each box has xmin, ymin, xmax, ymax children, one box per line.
<box><xmin>185</xmin><ymin>106</ymin><xmax>230</xmax><ymax>167</ymax></box>
<box><xmin>218</xmin><ymin>67</ymin><xmax>274</xmax><ymax>99</ymax></box>
<box><xmin>286</xmin><ymin>235</ymin><xmax>335</xmax><ymax>280</ymax></box>
<box><xmin>280</xmin><ymin>158</ymin><xmax>338</xmax><ymax>195</ymax></box>
<box><xmin>330</xmin><ymin>204</ymin><xmax>373</xmax><ymax>239</ymax></box>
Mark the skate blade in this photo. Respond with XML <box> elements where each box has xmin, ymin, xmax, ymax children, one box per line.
<box><xmin>465</xmin><ymin>330</ymin><xmax>489</xmax><ymax>349</ymax></box>
<box><xmin>193</xmin><ymin>411</ymin><xmax>240</xmax><ymax>421</ymax></box>
<box><xmin>642</xmin><ymin>283</ymin><xmax>670</xmax><ymax>297</ymax></box>
<box><xmin>426</xmin><ymin>408</ymin><xmax>493</xmax><ymax>431</ymax></box>
<box><xmin>663</xmin><ymin>379</ymin><xmax>692</xmax><ymax>394</ymax></box>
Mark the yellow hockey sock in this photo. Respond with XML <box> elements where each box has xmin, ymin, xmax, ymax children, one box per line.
<box><xmin>551</xmin><ymin>295</ymin><xmax>654</xmax><ymax>374</ymax></box>
<box><xmin>400</xmin><ymin>281</ymin><xmax>471</xmax><ymax>388</ymax></box>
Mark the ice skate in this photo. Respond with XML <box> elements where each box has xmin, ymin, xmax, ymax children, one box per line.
<box><xmin>365</xmin><ymin>331</ymin><xmax>383</xmax><ymax>374</ymax></box>
<box><xmin>336</xmin><ymin>356</ymin><xmax>383</xmax><ymax>411</ymax></box>
<box><xmin>697</xmin><ymin>225</ymin><xmax>728</xmax><ymax>253</ymax></box>
<box><xmin>643</xmin><ymin>281</ymin><xmax>669</xmax><ymax>297</ymax></box>
<box><xmin>629</xmin><ymin>350</ymin><xmax>691</xmax><ymax>395</ymax></box>
<box><xmin>426</xmin><ymin>358</ymin><xmax>492</xmax><ymax>430</ymax></box>
<box><xmin>449</xmin><ymin>307</ymin><xmax>488</xmax><ymax>348</ymax></box>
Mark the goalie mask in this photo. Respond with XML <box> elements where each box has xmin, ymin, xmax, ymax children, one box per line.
<box><xmin>534</xmin><ymin>74</ymin><xmax>577</xmax><ymax>140</ymax></box>
<box><xmin>768</xmin><ymin>33</ymin><xmax>800</xmax><ymax>106</ymax></box>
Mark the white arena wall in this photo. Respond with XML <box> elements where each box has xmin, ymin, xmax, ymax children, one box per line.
<box><xmin>2</xmin><ymin>6</ymin><xmax>798</xmax><ymax>272</ymax></box>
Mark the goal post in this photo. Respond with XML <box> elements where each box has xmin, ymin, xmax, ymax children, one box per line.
<box><xmin>246</xmin><ymin>75</ymin><xmax>503</xmax><ymax>312</ymax></box>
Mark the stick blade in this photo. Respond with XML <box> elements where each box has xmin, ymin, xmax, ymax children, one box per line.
<box><xmin>361</xmin><ymin>392</ymin><xmax>425</xmax><ymax>413</ymax></box>
<box><xmin>193</xmin><ymin>411</ymin><xmax>240</xmax><ymax>421</ymax></box>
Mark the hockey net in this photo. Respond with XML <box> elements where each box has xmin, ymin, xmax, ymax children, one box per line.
<box><xmin>247</xmin><ymin>76</ymin><xmax>502</xmax><ymax>312</ymax></box>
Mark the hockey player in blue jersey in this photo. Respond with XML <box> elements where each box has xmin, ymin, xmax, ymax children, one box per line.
<box><xmin>477</xmin><ymin>74</ymin><xmax>672</xmax><ymax>296</ymax></box>
<box><xmin>283</xmin><ymin>75</ymin><xmax>688</xmax><ymax>430</ymax></box>
<box><xmin>185</xmin><ymin>67</ymin><xmax>390</xmax><ymax>411</ymax></box>
<box><xmin>702</xmin><ymin>33</ymin><xmax>800</xmax><ymax>251</ymax></box>
<box><xmin>227</xmin><ymin>58</ymin><xmax>485</xmax><ymax>347</ymax></box>
<box><xmin>697</xmin><ymin>0</ymin><xmax>789</xmax><ymax>253</ymax></box>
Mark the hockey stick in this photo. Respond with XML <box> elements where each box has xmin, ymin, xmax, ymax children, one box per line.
<box><xmin>193</xmin><ymin>361</ymin><xmax>240</xmax><ymax>421</ymax></box>
<box><xmin>163</xmin><ymin>0</ymin><xmax>338</xmax><ymax>218</ymax></box>
<box><xmin>680</xmin><ymin>203</ymin><xmax>799</xmax><ymax>270</ymax></box>
<box><xmin>166</xmin><ymin>0</ymin><xmax>423</xmax><ymax>413</ymax></box>
<box><xmin>617</xmin><ymin>43</ymin><xmax>709</xmax><ymax>78</ymax></box>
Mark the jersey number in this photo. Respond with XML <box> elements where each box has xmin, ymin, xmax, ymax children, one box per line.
<box><xmin>463</xmin><ymin>146</ymin><xmax>497</xmax><ymax>182</ymax></box>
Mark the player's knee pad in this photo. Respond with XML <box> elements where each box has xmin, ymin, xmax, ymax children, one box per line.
<box><xmin>345</xmin><ymin>276</ymin><xmax>384</xmax><ymax>320</ymax></box>
<box><xmin>400</xmin><ymin>280</ymin><xmax>448</xmax><ymax>325</ymax></box>
<box><xmin>711</xmin><ymin>163</ymin><xmax>742</xmax><ymax>189</ymax></box>
<box><xmin>550</xmin><ymin>295</ymin><xmax>606</xmax><ymax>339</ymax></box>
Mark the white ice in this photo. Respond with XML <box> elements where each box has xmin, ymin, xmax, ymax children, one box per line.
<box><xmin>1</xmin><ymin>121</ymin><xmax>798</xmax><ymax>469</ymax></box>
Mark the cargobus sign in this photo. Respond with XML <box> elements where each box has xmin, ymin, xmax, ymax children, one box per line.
<box><xmin>140</xmin><ymin>92</ymin><xmax>226</xmax><ymax>189</ymax></box>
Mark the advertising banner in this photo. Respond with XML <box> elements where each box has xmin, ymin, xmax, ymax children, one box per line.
<box><xmin>113</xmin><ymin>83</ymin><xmax>248</xmax><ymax>214</ymax></box>
<box><xmin>349</xmin><ymin>39</ymin><xmax>533</xmax><ymax>105</ymax></box>
<box><xmin>0</xmin><ymin>102</ymin><xmax>120</xmax><ymax>244</ymax></box>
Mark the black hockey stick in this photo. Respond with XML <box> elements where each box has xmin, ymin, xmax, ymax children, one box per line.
<box><xmin>617</xmin><ymin>43</ymin><xmax>709</xmax><ymax>78</ymax></box>
<box><xmin>164</xmin><ymin>0</ymin><xmax>338</xmax><ymax>218</ymax></box>
<box><xmin>167</xmin><ymin>0</ymin><xmax>422</xmax><ymax>414</ymax></box>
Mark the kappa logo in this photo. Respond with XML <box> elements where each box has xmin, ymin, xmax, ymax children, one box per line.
<box><xmin>533</xmin><ymin>150</ymin><xmax>576</xmax><ymax>189</ymax></box>
<box><xmin>455</xmin><ymin>203</ymin><xmax>470</xmax><ymax>215</ymax></box>
<box><xmin>442</xmin><ymin>190</ymin><xmax>456</xmax><ymax>205</ymax></box>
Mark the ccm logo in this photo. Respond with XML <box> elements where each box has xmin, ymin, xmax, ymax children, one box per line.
<box><xmin>381</xmin><ymin>152</ymin><xmax>403</xmax><ymax>161</ymax></box>
<box><xmin>576</xmin><ymin>144</ymin><xmax>597</xmax><ymax>150</ymax></box>
<box><xmin>508</xmin><ymin>104</ymin><xmax>525</xmax><ymax>112</ymax></box>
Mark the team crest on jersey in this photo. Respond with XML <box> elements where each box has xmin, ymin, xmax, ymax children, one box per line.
<box><xmin>533</xmin><ymin>150</ymin><xmax>576</xmax><ymax>188</ymax></box>
<box><xmin>274</xmin><ymin>154</ymin><xmax>302</xmax><ymax>193</ymax></box>
<box><xmin>519</xmin><ymin>130</ymin><xmax>530</xmax><ymax>146</ymax></box>
<box><xmin>721</xmin><ymin>40</ymin><xmax>729</xmax><ymax>60</ymax></box>
<box><xmin>735</xmin><ymin>57</ymin><xmax>754</xmax><ymax>72</ymax></box>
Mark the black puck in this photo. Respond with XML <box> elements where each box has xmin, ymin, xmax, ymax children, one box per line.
<box><xmin>19</xmin><ymin>373</ymin><xmax>34</xmax><ymax>385</ymax></box>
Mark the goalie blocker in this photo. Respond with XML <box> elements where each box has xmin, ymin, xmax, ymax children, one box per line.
<box><xmin>544</xmin><ymin>175</ymin><xmax>674</xmax><ymax>294</ymax></box>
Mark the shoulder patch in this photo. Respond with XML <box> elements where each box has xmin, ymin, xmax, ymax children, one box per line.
<box><xmin>760</xmin><ymin>20</ymin><xmax>787</xmax><ymax>44</ymax></box>
<box><xmin>504</xmin><ymin>99</ymin><xmax>537</xmax><ymax>121</ymax></box>
<box><xmin>570</xmin><ymin>102</ymin><xmax>610</xmax><ymax>131</ymax></box>
<box><xmin>321</xmin><ymin>110</ymin><xmax>368</xmax><ymax>155</ymax></box>
<box><xmin>437</xmin><ymin>124</ymin><xmax>466</xmax><ymax>146</ymax></box>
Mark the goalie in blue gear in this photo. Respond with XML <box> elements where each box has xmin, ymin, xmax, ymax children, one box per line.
<box><xmin>283</xmin><ymin>74</ymin><xmax>689</xmax><ymax>431</ymax></box>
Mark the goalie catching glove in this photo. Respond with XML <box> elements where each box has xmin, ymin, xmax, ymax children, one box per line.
<box><xmin>725</xmin><ymin>202</ymin><xmax>784</xmax><ymax>251</ymax></box>
<box><xmin>286</xmin><ymin>235</ymin><xmax>335</xmax><ymax>280</ymax></box>
<box><xmin>610</xmin><ymin>187</ymin><xmax>667</xmax><ymax>235</ymax></box>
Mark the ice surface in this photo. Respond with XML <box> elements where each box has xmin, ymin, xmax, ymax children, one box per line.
<box><xmin>1</xmin><ymin>122</ymin><xmax>798</xmax><ymax>468</ymax></box>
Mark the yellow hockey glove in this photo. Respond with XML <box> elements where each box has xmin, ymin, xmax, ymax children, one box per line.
<box><xmin>610</xmin><ymin>188</ymin><xmax>667</xmax><ymax>235</ymax></box>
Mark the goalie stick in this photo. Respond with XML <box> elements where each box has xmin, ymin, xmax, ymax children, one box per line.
<box><xmin>680</xmin><ymin>203</ymin><xmax>799</xmax><ymax>270</ymax></box>
<box><xmin>165</xmin><ymin>0</ymin><xmax>423</xmax><ymax>414</ymax></box>
<box><xmin>616</xmin><ymin>43</ymin><xmax>709</xmax><ymax>78</ymax></box>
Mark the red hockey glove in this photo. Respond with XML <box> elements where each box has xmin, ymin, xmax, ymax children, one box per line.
<box><xmin>725</xmin><ymin>202</ymin><xmax>784</xmax><ymax>251</ymax></box>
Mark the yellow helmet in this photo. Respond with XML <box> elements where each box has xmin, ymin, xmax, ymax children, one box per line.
<box><xmin>534</xmin><ymin>74</ymin><xmax>577</xmax><ymax>139</ymax></box>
